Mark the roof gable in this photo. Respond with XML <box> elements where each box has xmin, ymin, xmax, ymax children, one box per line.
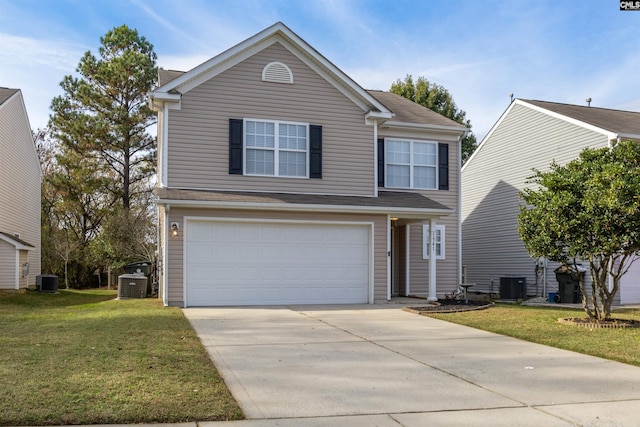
<box><xmin>463</xmin><ymin>98</ymin><xmax>640</xmax><ymax>171</ymax></box>
<box><xmin>368</xmin><ymin>90</ymin><xmax>467</xmax><ymax>130</ymax></box>
<box><xmin>0</xmin><ymin>87</ymin><xmax>19</xmax><ymax>106</ymax></box>
<box><xmin>0</xmin><ymin>231</ymin><xmax>34</xmax><ymax>250</ymax></box>
<box><xmin>151</xmin><ymin>22</ymin><xmax>392</xmax><ymax>118</ymax></box>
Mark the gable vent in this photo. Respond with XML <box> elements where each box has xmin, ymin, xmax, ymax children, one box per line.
<box><xmin>262</xmin><ymin>61</ymin><xmax>293</xmax><ymax>84</ymax></box>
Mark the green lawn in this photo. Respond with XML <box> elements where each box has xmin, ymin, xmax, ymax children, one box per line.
<box><xmin>0</xmin><ymin>289</ymin><xmax>243</xmax><ymax>426</ymax></box>
<box><xmin>426</xmin><ymin>303</ymin><xmax>640</xmax><ymax>367</ymax></box>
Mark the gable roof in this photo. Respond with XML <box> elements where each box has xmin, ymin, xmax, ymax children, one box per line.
<box><xmin>0</xmin><ymin>87</ymin><xmax>19</xmax><ymax>106</ymax></box>
<box><xmin>150</xmin><ymin>22</ymin><xmax>392</xmax><ymax>119</ymax></box>
<box><xmin>463</xmin><ymin>98</ymin><xmax>640</xmax><ymax>171</ymax></box>
<box><xmin>523</xmin><ymin>99</ymin><xmax>640</xmax><ymax>139</ymax></box>
<box><xmin>368</xmin><ymin>90</ymin><xmax>467</xmax><ymax>130</ymax></box>
<box><xmin>0</xmin><ymin>231</ymin><xmax>35</xmax><ymax>250</ymax></box>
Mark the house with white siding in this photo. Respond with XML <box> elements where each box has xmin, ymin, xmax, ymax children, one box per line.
<box><xmin>0</xmin><ymin>87</ymin><xmax>41</xmax><ymax>291</ymax></box>
<box><xmin>461</xmin><ymin>98</ymin><xmax>640</xmax><ymax>304</ymax></box>
<box><xmin>148</xmin><ymin>22</ymin><xmax>467</xmax><ymax>307</ymax></box>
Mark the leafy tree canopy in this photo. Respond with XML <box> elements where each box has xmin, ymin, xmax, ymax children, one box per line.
<box><xmin>390</xmin><ymin>75</ymin><xmax>477</xmax><ymax>163</ymax></box>
<box><xmin>518</xmin><ymin>140</ymin><xmax>640</xmax><ymax>320</ymax></box>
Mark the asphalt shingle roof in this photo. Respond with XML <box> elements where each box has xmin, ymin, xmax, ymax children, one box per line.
<box><xmin>0</xmin><ymin>87</ymin><xmax>19</xmax><ymax>106</ymax></box>
<box><xmin>523</xmin><ymin>99</ymin><xmax>640</xmax><ymax>137</ymax></box>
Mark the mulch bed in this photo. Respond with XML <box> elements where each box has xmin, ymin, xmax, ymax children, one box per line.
<box><xmin>404</xmin><ymin>299</ymin><xmax>494</xmax><ymax>314</ymax></box>
<box><xmin>558</xmin><ymin>317</ymin><xmax>640</xmax><ymax>329</ymax></box>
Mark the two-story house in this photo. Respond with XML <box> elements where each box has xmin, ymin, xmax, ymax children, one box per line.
<box><xmin>462</xmin><ymin>99</ymin><xmax>640</xmax><ymax>304</ymax></box>
<box><xmin>149</xmin><ymin>22</ymin><xmax>467</xmax><ymax>307</ymax></box>
<box><xmin>0</xmin><ymin>87</ymin><xmax>41</xmax><ymax>291</ymax></box>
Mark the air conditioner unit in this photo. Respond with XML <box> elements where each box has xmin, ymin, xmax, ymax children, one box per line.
<box><xmin>37</xmin><ymin>274</ymin><xmax>59</xmax><ymax>293</ymax></box>
<box><xmin>117</xmin><ymin>274</ymin><xmax>148</xmax><ymax>299</ymax></box>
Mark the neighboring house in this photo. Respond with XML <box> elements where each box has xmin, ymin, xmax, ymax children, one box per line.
<box><xmin>461</xmin><ymin>98</ymin><xmax>640</xmax><ymax>304</ymax></box>
<box><xmin>149</xmin><ymin>22</ymin><xmax>467</xmax><ymax>307</ymax></box>
<box><xmin>0</xmin><ymin>87</ymin><xmax>41</xmax><ymax>291</ymax></box>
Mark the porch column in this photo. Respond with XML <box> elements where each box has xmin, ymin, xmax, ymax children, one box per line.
<box><xmin>428</xmin><ymin>218</ymin><xmax>437</xmax><ymax>301</ymax></box>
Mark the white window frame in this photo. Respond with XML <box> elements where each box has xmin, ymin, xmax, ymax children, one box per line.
<box><xmin>422</xmin><ymin>224</ymin><xmax>445</xmax><ymax>260</ymax></box>
<box><xmin>385</xmin><ymin>138</ymin><xmax>438</xmax><ymax>190</ymax></box>
<box><xmin>243</xmin><ymin>118</ymin><xmax>309</xmax><ymax>178</ymax></box>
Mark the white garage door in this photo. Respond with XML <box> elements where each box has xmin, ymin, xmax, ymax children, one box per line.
<box><xmin>185</xmin><ymin>220</ymin><xmax>371</xmax><ymax>306</ymax></box>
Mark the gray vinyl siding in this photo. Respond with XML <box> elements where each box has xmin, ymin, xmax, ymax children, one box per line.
<box><xmin>166</xmin><ymin>42</ymin><xmax>375</xmax><ymax>196</ymax></box>
<box><xmin>0</xmin><ymin>240</ymin><xmax>15</xmax><ymax>289</ymax></box>
<box><xmin>0</xmin><ymin>92</ymin><xmax>41</xmax><ymax>288</ymax></box>
<box><xmin>164</xmin><ymin>207</ymin><xmax>388</xmax><ymax>306</ymax></box>
<box><xmin>461</xmin><ymin>102</ymin><xmax>609</xmax><ymax>294</ymax></box>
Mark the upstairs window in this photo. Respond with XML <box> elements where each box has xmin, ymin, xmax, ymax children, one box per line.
<box><xmin>385</xmin><ymin>139</ymin><xmax>438</xmax><ymax>189</ymax></box>
<box><xmin>245</xmin><ymin>119</ymin><xmax>308</xmax><ymax>178</ymax></box>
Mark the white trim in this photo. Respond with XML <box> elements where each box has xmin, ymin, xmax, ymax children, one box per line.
<box><xmin>384</xmin><ymin>138</ymin><xmax>439</xmax><ymax>190</ymax></box>
<box><xmin>161</xmin><ymin>103</ymin><xmax>170</xmax><ymax>187</ymax></box>
<box><xmin>182</xmin><ymin>216</ymin><xmax>375</xmax><ymax>307</ymax></box>
<box><xmin>422</xmin><ymin>224</ymin><xmax>445</xmax><ymax>260</ymax></box>
<box><xmin>386</xmin><ymin>215</ymin><xmax>391</xmax><ymax>301</ymax></box>
<box><xmin>162</xmin><ymin>207</ymin><xmax>169</xmax><ymax>306</ymax></box>
<box><xmin>243</xmin><ymin>118</ymin><xmax>309</xmax><ymax>178</ymax></box>
<box><xmin>405</xmin><ymin>224</ymin><xmax>410</xmax><ymax>296</ymax></box>
<box><xmin>428</xmin><ymin>219</ymin><xmax>437</xmax><ymax>301</ymax></box>
<box><xmin>0</xmin><ymin>233</ymin><xmax>34</xmax><ymax>250</ymax></box>
<box><xmin>157</xmin><ymin>198</ymin><xmax>453</xmax><ymax>217</ymax></box>
<box><xmin>14</xmin><ymin>249</ymin><xmax>20</xmax><ymax>290</ymax></box>
<box><xmin>519</xmin><ymin>100</ymin><xmax>619</xmax><ymax>140</ymax></box>
<box><xmin>457</xmin><ymin>133</ymin><xmax>463</xmax><ymax>286</ymax></box>
<box><xmin>373</xmin><ymin>120</ymin><xmax>378</xmax><ymax>197</ymax></box>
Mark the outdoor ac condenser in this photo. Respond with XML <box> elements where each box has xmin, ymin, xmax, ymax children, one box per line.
<box><xmin>117</xmin><ymin>274</ymin><xmax>148</xmax><ymax>299</ymax></box>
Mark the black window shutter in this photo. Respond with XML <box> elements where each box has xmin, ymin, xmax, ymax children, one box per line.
<box><xmin>438</xmin><ymin>143</ymin><xmax>449</xmax><ymax>190</ymax></box>
<box><xmin>229</xmin><ymin>119</ymin><xmax>243</xmax><ymax>175</ymax></box>
<box><xmin>309</xmin><ymin>125</ymin><xmax>322</xmax><ymax>179</ymax></box>
<box><xmin>377</xmin><ymin>139</ymin><xmax>385</xmax><ymax>187</ymax></box>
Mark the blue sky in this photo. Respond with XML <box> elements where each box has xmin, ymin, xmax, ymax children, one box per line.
<box><xmin>1</xmin><ymin>0</ymin><xmax>639</xmax><ymax>140</ymax></box>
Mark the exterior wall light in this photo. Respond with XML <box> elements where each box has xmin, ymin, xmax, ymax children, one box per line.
<box><xmin>171</xmin><ymin>222</ymin><xmax>179</xmax><ymax>236</ymax></box>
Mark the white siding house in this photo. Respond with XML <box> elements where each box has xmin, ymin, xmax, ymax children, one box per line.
<box><xmin>0</xmin><ymin>88</ymin><xmax>41</xmax><ymax>291</ymax></box>
<box><xmin>461</xmin><ymin>99</ymin><xmax>640</xmax><ymax>304</ymax></box>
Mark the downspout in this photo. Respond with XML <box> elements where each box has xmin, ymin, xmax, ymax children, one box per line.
<box><xmin>457</xmin><ymin>132</ymin><xmax>463</xmax><ymax>286</ymax></box>
<box><xmin>373</xmin><ymin>120</ymin><xmax>379</xmax><ymax>197</ymax></box>
<box><xmin>387</xmin><ymin>215</ymin><xmax>391</xmax><ymax>300</ymax></box>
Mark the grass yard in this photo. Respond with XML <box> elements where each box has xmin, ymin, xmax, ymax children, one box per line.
<box><xmin>426</xmin><ymin>303</ymin><xmax>640</xmax><ymax>367</ymax></box>
<box><xmin>0</xmin><ymin>289</ymin><xmax>243</xmax><ymax>426</ymax></box>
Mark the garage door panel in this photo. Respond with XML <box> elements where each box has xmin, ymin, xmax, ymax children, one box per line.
<box><xmin>185</xmin><ymin>220</ymin><xmax>370</xmax><ymax>306</ymax></box>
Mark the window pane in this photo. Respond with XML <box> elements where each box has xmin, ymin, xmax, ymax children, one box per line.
<box><xmin>246</xmin><ymin>149</ymin><xmax>274</xmax><ymax>175</ymax></box>
<box><xmin>413</xmin><ymin>166</ymin><xmax>436</xmax><ymax>189</ymax></box>
<box><xmin>246</xmin><ymin>121</ymin><xmax>274</xmax><ymax>148</ymax></box>
<box><xmin>279</xmin><ymin>124</ymin><xmax>307</xmax><ymax>150</ymax></box>
<box><xmin>387</xmin><ymin>164</ymin><xmax>410</xmax><ymax>187</ymax></box>
<box><xmin>413</xmin><ymin>142</ymin><xmax>436</xmax><ymax>166</ymax></box>
<box><xmin>386</xmin><ymin>140</ymin><xmax>410</xmax><ymax>163</ymax></box>
<box><xmin>279</xmin><ymin>151</ymin><xmax>306</xmax><ymax>177</ymax></box>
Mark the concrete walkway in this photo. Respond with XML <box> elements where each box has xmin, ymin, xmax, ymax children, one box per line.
<box><xmin>184</xmin><ymin>305</ymin><xmax>640</xmax><ymax>426</ymax></box>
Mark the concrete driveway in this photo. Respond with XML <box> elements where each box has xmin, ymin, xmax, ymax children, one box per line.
<box><xmin>184</xmin><ymin>305</ymin><xmax>640</xmax><ymax>426</ymax></box>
